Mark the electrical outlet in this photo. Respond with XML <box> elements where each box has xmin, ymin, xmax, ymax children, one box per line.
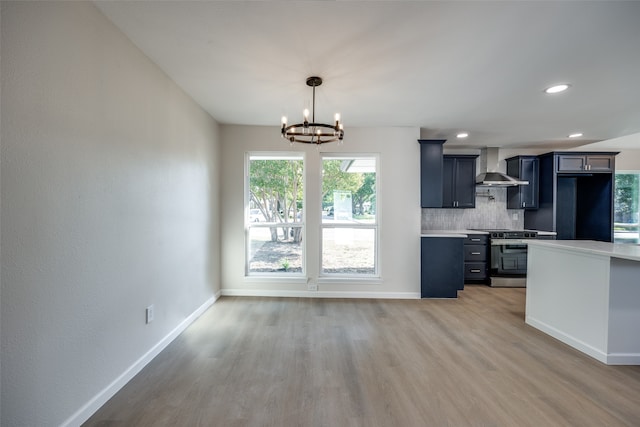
<box><xmin>146</xmin><ymin>305</ymin><xmax>154</xmax><ymax>324</ymax></box>
<box><xmin>512</xmin><ymin>212</ymin><xmax>519</xmax><ymax>220</ymax></box>
<box><xmin>308</xmin><ymin>283</ymin><xmax>318</xmax><ymax>291</ymax></box>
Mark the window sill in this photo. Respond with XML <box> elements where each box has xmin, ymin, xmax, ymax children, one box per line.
<box><xmin>243</xmin><ymin>275</ymin><xmax>308</xmax><ymax>285</ymax></box>
<box><xmin>317</xmin><ymin>276</ymin><xmax>383</xmax><ymax>285</ymax></box>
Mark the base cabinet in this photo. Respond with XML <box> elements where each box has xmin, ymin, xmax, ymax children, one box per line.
<box><xmin>421</xmin><ymin>237</ymin><xmax>464</xmax><ymax>298</ymax></box>
<box><xmin>463</xmin><ymin>234</ymin><xmax>489</xmax><ymax>284</ymax></box>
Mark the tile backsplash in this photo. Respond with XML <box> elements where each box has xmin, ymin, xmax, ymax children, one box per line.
<box><xmin>421</xmin><ymin>187</ymin><xmax>524</xmax><ymax>230</ymax></box>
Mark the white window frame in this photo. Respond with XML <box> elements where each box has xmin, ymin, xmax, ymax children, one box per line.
<box><xmin>245</xmin><ymin>152</ymin><xmax>306</xmax><ymax>278</ymax></box>
<box><xmin>319</xmin><ymin>153</ymin><xmax>380</xmax><ymax>279</ymax></box>
<box><xmin>614</xmin><ymin>170</ymin><xmax>640</xmax><ymax>244</ymax></box>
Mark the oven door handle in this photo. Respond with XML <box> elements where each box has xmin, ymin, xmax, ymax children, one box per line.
<box><xmin>490</xmin><ymin>238</ymin><xmax>531</xmax><ymax>245</ymax></box>
<box><xmin>503</xmin><ymin>244</ymin><xmax>527</xmax><ymax>249</ymax></box>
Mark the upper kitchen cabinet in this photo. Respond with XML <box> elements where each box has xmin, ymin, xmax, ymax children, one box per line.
<box><xmin>524</xmin><ymin>151</ymin><xmax>619</xmax><ymax>242</ymax></box>
<box><xmin>506</xmin><ymin>156</ymin><xmax>539</xmax><ymax>209</ymax></box>
<box><xmin>418</xmin><ymin>140</ymin><xmax>477</xmax><ymax>209</ymax></box>
<box><xmin>419</xmin><ymin>139</ymin><xmax>445</xmax><ymax>208</ymax></box>
<box><xmin>443</xmin><ymin>155</ymin><xmax>478</xmax><ymax>208</ymax></box>
<box><xmin>556</xmin><ymin>153</ymin><xmax>616</xmax><ymax>173</ymax></box>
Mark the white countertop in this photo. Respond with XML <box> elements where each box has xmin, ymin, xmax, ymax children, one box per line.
<box><xmin>421</xmin><ymin>229</ymin><xmax>558</xmax><ymax>238</ymax></box>
<box><xmin>527</xmin><ymin>240</ymin><xmax>640</xmax><ymax>262</ymax></box>
<box><xmin>420</xmin><ymin>229</ymin><xmax>488</xmax><ymax>238</ymax></box>
<box><xmin>421</xmin><ymin>231</ymin><xmax>468</xmax><ymax>238</ymax></box>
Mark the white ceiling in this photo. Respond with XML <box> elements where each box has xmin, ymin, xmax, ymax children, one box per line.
<box><xmin>94</xmin><ymin>1</ymin><xmax>640</xmax><ymax>149</ymax></box>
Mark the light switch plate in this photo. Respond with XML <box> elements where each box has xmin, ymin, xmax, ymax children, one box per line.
<box><xmin>146</xmin><ymin>305</ymin><xmax>154</xmax><ymax>324</ymax></box>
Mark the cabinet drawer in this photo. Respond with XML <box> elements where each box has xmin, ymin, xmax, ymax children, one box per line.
<box><xmin>464</xmin><ymin>262</ymin><xmax>487</xmax><ymax>280</ymax></box>
<box><xmin>464</xmin><ymin>245</ymin><xmax>487</xmax><ymax>261</ymax></box>
<box><xmin>464</xmin><ymin>234</ymin><xmax>488</xmax><ymax>245</ymax></box>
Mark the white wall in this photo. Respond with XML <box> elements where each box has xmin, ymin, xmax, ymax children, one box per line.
<box><xmin>0</xmin><ymin>2</ymin><xmax>220</xmax><ymax>426</ymax></box>
<box><xmin>221</xmin><ymin>125</ymin><xmax>421</xmax><ymax>298</ymax></box>
<box><xmin>614</xmin><ymin>150</ymin><xmax>640</xmax><ymax>172</ymax></box>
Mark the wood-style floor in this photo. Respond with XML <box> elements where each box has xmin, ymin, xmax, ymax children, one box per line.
<box><xmin>84</xmin><ymin>286</ymin><xmax>640</xmax><ymax>427</ymax></box>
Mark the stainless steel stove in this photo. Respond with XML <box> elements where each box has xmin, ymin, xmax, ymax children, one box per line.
<box><xmin>475</xmin><ymin>229</ymin><xmax>540</xmax><ymax>287</ymax></box>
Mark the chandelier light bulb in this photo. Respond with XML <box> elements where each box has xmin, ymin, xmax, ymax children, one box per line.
<box><xmin>334</xmin><ymin>113</ymin><xmax>341</xmax><ymax>122</ymax></box>
<box><xmin>281</xmin><ymin>116</ymin><xmax>287</xmax><ymax>125</ymax></box>
<box><xmin>303</xmin><ymin>109</ymin><xmax>310</xmax><ymax>121</ymax></box>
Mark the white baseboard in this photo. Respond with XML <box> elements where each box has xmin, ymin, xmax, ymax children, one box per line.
<box><xmin>222</xmin><ymin>288</ymin><xmax>420</xmax><ymax>299</ymax></box>
<box><xmin>527</xmin><ymin>316</ymin><xmax>640</xmax><ymax>366</ymax></box>
<box><xmin>605</xmin><ymin>352</ymin><xmax>640</xmax><ymax>365</ymax></box>
<box><xmin>62</xmin><ymin>293</ymin><xmax>219</xmax><ymax>427</ymax></box>
<box><xmin>526</xmin><ymin>316</ymin><xmax>608</xmax><ymax>364</ymax></box>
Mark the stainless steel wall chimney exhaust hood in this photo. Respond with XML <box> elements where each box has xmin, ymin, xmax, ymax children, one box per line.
<box><xmin>476</xmin><ymin>147</ymin><xmax>528</xmax><ymax>186</ymax></box>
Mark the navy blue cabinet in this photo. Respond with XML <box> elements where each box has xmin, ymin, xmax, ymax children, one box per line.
<box><xmin>523</xmin><ymin>151</ymin><xmax>619</xmax><ymax>242</ymax></box>
<box><xmin>418</xmin><ymin>139</ymin><xmax>445</xmax><ymax>208</ymax></box>
<box><xmin>556</xmin><ymin>154</ymin><xmax>615</xmax><ymax>173</ymax></box>
<box><xmin>506</xmin><ymin>156</ymin><xmax>539</xmax><ymax>209</ymax></box>
<box><xmin>442</xmin><ymin>155</ymin><xmax>477</xmax><ymax>208</ymax></box>
<box><xmin>463</xmin><ymin>234</ymin><xmax>489</xmax><ymax>284</ymax></box>
<box><xmin>418</xmin><ymin>140</ymin><xmax>477</xmax><ymax>209</ymax></box>
<box><xmin>421</xmin><ymin>237</ymin><xmax>464</xmax><ymax>298</ymax></box>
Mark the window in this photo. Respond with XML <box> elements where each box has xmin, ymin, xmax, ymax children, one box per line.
<box><xmin>614</xmin><ymin>173</ymin><xmax>639</xmax><ymax>244</ymax></box>
<box><xmin>246</xmin><ymin>154</ymin><xmax>304</xmax><ymax>275</ymax></box>
<box><xmin>321</xmin><ymin>155</ymin><xmax>378</xmax><ymax>276</ymax></box>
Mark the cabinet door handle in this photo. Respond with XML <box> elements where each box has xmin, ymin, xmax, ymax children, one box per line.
<box><xmin>470</xmin><ymin>238</ymin><xmax>481</xmax><ymax>242</ymax></box>
<box><xmin>470</xmin><ymin>269</ymin><xmax>481</xmax><ymax>273</ymax></box>
<box><xmin>471</xmin><ymin>252</ymin><xmax>481</xmax><ymax>255</ymax></box>
<box><xmin>522</xmin><ymin>201</ymin><xmax>526</xmax><ymax>207</ymax></box>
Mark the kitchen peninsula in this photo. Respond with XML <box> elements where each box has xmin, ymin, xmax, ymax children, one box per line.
<box><xmin>525</xmin><ymin>240</ymin><xmax>640</xmax><ymax>365</ymax></box>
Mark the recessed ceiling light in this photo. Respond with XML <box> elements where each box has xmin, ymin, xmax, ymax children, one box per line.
<box><xmin>568</xmin><ymin>133</ymin><xmax>583</xmax><ymax>138</ymax></box>
<box><xmin>544</xmin><ymin>84</ymin><xmax>571</xmax><ymax>94</ymax></box>
<box><xmin>456</xmin><ymin>132</ymin><xmax>469</xmax><ymax>138</ymax></box>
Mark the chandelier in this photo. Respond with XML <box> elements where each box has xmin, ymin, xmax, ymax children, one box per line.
<box><xmin>281</xmin><ymin>76</ymin><xmax>344</xmax><ymax>145</ymax></box>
